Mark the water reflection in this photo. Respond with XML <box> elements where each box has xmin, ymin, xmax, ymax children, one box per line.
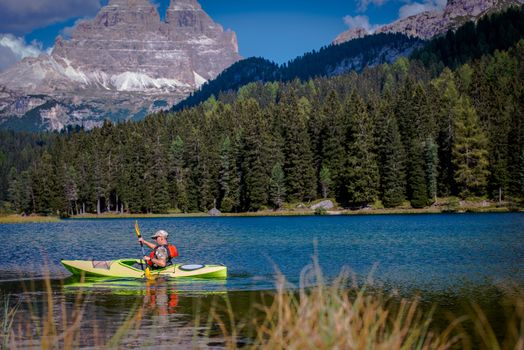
<box><xmin>143</xmin><ymin>278</ymin><xmax>179</xmax><ymax>319</ymax></box>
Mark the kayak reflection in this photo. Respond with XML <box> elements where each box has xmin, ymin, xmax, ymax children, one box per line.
<box><xmin>143</xmin><ymin>277</ymin><xmax>179</xmax><ymax>317</ymax></box>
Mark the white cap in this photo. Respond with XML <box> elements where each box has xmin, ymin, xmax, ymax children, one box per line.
<box><xmin>151</xmin><ymin>229</ymin><xmax>169</xmax><ymax>239</ymax></box>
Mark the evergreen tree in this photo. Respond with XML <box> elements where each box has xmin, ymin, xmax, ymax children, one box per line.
<box><xmin>408</xmin><ymin>144</ymin><xmax>429</xmax><ymax>208</ymax></box>
<box><xmin>321</xmin><ymin>90</ymin><xmax>348</xmax><ymax>203</ymax></box>
<box><xmin>425</xmin><ymin>138</ymin><xmax>438</xmax><ymax>204</ymax></box>
<box><xmin>150</xmin><ymin>134</ymin><xmax>170</xmax><ymax>213</ymax></box>
<box><xmin>379</xmin><ymin>115</ymin><xmax>406</xmax><ymax>208</ymax></box>
<box><xmin>507</xmin><ymin>86</ymin><xmax>524</xmax><ymax>198</ymax></box>
<box><xmin>239</xmin><ymin>99</ymin><xmax>268</xmax><ymax>211</ymax></box>
<box><xmin>219</xmin><ymin>136</ymin><xmax>240</xmax><ymax>212</ymax></box>
<box><xmin>7</xmin><ymin>168</ymin><xmax>21</xmax><ymax>213</ymax></box>
<box><xmin>345</xmin><ymin>90</ymin><xmax>379</xmax><ymax>205</ymax></box>
<box><xmin>64</xmin><ymin>166</ymin><xmax>79</xmax><ymax>216</ymax></box>
<box><xmin>431</xmin><ymin>68</ymin><xmax>460</xmax><ymax>196</ymax></box>
<box><xmin>169</xmin><ymin>135</ymin><xmax>189</xmax><ymax>212</ymax></box>
<box><xmin>319</xmin><ymin>165</ymin><xmax>332</xmax><ymax>199</ymax></box>
<box><xmin>269</xmin><ymin>163</ymin><xmax>286</xmax><ymax>209</ymax></box>
<box><xmin>452</xmin><ymin>96</ymin><xmax>490</xmax><ymax>197</ymax></box>
<box><xmin>280</xmin><ymin>93</ymin><xmax>316</xmax><ymax>202</ymax></box>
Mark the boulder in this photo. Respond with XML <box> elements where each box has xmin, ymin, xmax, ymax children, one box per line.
<box><xmin>310</xmin><ymin>200</ymin><xmax>334</xmax><ymax>210</ymax></box>
<box><xmin>208</xmin><ymin>208</ymin><xmax>221</xmax><ymax>216</ymax></box>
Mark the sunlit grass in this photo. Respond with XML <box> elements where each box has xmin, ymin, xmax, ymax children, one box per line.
<box><xmin>1</xmin><ymin>264</ymin><xmax>522</xmax><ymax>349</ymax></box>
<box><xmin>239</xmin><ymin>259</ymin><xmax>524</xmax><ymax>350</ymax></box>
<box><xmin>0</xmin><ymin>215</ymin><xmax>60</xmax><ymax>224</ymax></box>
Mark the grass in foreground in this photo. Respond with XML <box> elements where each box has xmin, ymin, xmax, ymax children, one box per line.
<box><xmin>243</xmin><ymin>263</ymin><xmax>524</xmax><ymax>350</ymax></box>
<box><xmin>1</xmin><ymin>265</ymin><xmax>523</xmax><ymax>349</ymax></box>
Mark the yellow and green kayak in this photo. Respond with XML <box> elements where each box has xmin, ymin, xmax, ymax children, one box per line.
<box><xmin>61</xmin><ymin>259</ymin><xmax>227</xmax><ymax>279</ymax></box>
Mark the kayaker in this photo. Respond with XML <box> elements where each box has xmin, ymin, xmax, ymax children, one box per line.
<box><xmin>138</xmin><ymin>230</ymin><xmax>178</xmax><ymax>269</ymax></box>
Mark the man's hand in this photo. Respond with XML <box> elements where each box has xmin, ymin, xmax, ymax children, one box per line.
<box><xmin>138</xmin><ymin>237</ymin><xmax>145</xmax><ymax>244</ymax></box>
<box><xmin>143</xmin><ymin>255</ymin><xmax>151</xmax><ymax>262</ymax></box>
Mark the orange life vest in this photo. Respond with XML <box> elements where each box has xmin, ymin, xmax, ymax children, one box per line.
<box><xmin>148</xmin><ymin>244</ymin><xmax>178</xmax><ymax>266</ymax></box>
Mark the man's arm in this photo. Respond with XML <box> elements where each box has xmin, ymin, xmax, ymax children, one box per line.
<box><xmin>138</xmin><ymin>237</ymin><xmax>156</xmax><ymax>250</ymax></box>
<box><xmin>143</xmin><ymin>255</ymin><xmax>167</xmax><ymax>267</ymax></box>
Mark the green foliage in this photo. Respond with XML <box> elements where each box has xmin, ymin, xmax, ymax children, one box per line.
<box><xmin>345</xmin><ymin>90</ymin><xmax>379</xmax><ymax>205</ymax></box>
<box><xmin>425</xmin><ymin>138</ymin><xmax>438</xmax><ymax>204</ymax></box>
<box><xmin>319</xmin><ymin>165</ymin><xmax>332</xmax><ymax>199</ymax></box>
<box><xmin>452</xmin><ymin>97</ymin><xmax>490</xmax><ymax>198</ymax></box>
<box><xmin>3</xmin><ymin>19</ymin><xmax>524</xmax><ymax>214</ymax></box>
<box><xmin>269</xmin><ymin>163</ymin><xmax>286</xmax><ymax>209</ymax></box>
<box><xmin>378</xmin><ymin>112</ymin><xmax>406</xmax><ymax>208</ymax></box>
<box><xmin>443</xmin><ymin>196</ymin><xmax>460</xmax><ymax>213</ymax></box>
<box><xmin>412</xmin><ymin>6</ymin><xmax>524</xmax><ymax>71</ymax></box>
<box><xmin>175</xmin><ymin>34</ymin><xmax>421</xmax><ymax>111</ymax></box>
<box><xmin>314</xmin><ymin>206</ymin><xmax>328</xmax><ymax>215</ymax></box>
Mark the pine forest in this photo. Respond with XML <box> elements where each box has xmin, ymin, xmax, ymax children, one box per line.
<box><xmin>1</xmin><ymin>8</ymin><xmax>524</xmax><ymax>216</ymax></box>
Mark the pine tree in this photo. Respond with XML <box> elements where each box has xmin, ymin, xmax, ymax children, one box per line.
<box><xmin>319</xmin><ymin>165</ymin><xmax>332</xmax><ymax>199</ymax></box>
<box><xmin>452</xmin><ymin>96</ymin><xmax>490</xmax><ymax>197</ymax></box>
<box><xmin>269</xmin><ymin>163</ymin><xmax>286</xmax><ymax>209</ymax></box>
<box><xmin>7</xmin><ymin>167</ymin><xmax>21</xmax><ymax>213</ymax></box>
<box><xmin>150</xmin><ymin>134</ymin><xmax>170</xmax><ymax>213</ymax></box>
<box><xmin>218</xmin><ymin>136</ymin><xmax>240</xmax><ymax>212</ymax></box>
<box><xmin>64</xmin><ymin>166</ymin><xmax>79</xmax><ymax>216</ymax></box>
<box><xmin>239</xmin><ymin>99</ymin><xmax>268</xmax><ymax>211</ymax></box>
<box><xmin>280</xmin><ymin>93</ymin><xmax>316</xmax><ymax>202</ymax></box>
<box><xmin>169</xmin><ymin>136</ymin><xmax>189</xmax><ymax>212</ymax></box>
<box><xmin>431</xmin><ymin>68</ymin><xmax>460</xmax><ymax>196</ymax></box>
<box><xmin>408</xmin><ymin>144</ymin><xmax>429</xmax><ymax>208</ymax></box>
<box><xmin>345</xmin><ymin>91</ymin><xmax>379</xmax><ymax>206</ymax></box>
<box><xmin>425</xmin><ymin>138</ymin><xmax>438</xmax><ymax>204</ymax></box>
<box><xmin>507</xmin><ymin>86</ymin><xmax>524</xmax><ymax>198</ymax></box>
<box><xmin>379</xmin><ymin>114</ymin><xmax>406</xmax><ymax>208</ymax></box>
<box><xmin>321</xmin><ymin>90</ymin><xmax>347</xmax><ymax>203</ymax></box>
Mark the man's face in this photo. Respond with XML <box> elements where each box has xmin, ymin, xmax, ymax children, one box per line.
<box><xmin>156</xmin><ymin>236</ymin><xmax>167</xmax><ymax>245</ymax></box>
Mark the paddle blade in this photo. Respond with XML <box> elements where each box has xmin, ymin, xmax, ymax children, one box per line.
<box><xmin>134</xmin><ymin>220</ymin><xmax>141</xmax><ymax>238</ymax></box>
<box><xmin>144</xmin><ymin>267</ymin><xmax>155</xmax><ymax>280</ymax></box>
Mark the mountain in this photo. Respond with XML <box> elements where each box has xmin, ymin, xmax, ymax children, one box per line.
<box><xmin>178</xmin><ymin>4</ymin><xmax>524</xmax><ymax>112</ymax></box>
<box><xmin>334</xmin><ymin>0</ymin><xmax>524</xmax><ymax>44</ymax></box>
<box><xmin>175</xmin><ymin>33</ymin><xmax>422</xmax><ymax>111</ymax></box>
<box><xmin>0</xmin><ymin>0</ymin><xmax>240</xmax><ymax>131</ymax></box>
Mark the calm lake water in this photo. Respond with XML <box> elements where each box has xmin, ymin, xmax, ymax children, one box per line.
<box><xmin>1</xmin><ymin>213</ymin><xmax>523</xmax><ymax>348</ymax></box>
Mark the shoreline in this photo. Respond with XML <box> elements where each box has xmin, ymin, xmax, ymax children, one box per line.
<box><xmin>1</xmin><ymin>206</ymin><xmax>520</xmax><ymax>223</ymax></box>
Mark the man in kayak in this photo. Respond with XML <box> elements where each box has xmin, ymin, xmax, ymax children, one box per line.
<box><xmin>138</xmin><ymin>230</ymin><xmax>178</xmax><ymax>269</ymax></box>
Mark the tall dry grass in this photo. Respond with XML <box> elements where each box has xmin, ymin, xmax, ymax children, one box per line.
<box><xmin>247</xmin><ymin>261</ymin><xmax>524</xmax><ymax>350</ymax></box>
<box><xmin>1</xmin><ymin>264</ymin><xmax>523</xmax><ymax>349</ymax></box>
<box><xmin>0</xmin><ymin>274</ymin><xmax>144</xmax><ymax>349</ymax></box>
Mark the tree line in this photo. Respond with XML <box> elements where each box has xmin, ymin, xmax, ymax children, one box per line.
<box><xmin>4</xmin><ymin>39</ymin><xmax>524</xmax><ymax>215</ymax></box>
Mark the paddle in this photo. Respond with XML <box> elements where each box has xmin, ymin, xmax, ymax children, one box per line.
<box><xmin>134</xmin><ymin>220</ymin><xmax>154</xmax><ymax>280</ymax></box>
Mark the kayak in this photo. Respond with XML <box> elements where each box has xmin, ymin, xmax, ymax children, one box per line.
<box><xmin>61</xmin><ymin>259</ymin><xmax>227</xmax><ymax>279</ymax></box>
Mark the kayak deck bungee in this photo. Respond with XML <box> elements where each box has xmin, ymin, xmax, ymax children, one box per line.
<box><xmin>61</xmin><ymin>259</ymin><xmax>227</xmax><ymax>279</ymax></box>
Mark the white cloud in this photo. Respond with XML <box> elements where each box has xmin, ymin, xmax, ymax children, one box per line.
<box><xmin>0</xmin><ymin>34</ymin><xmax>45</xmax><ymax>71</ymax></box>
<box><xmin>398</xmin><ymin>0</ymin><xmax>447</xmax><ymax>19</ymax></box>
<box><xmin>343</xmin><ymin>15</ymin><xmax>378</xmax><ymax>33</ymax></box>
<box><xmin>0</xmin><ymin>0</ymin><xmax>101</xmax><ymax>34</ymax></box>
<box><xmin>357</xmin><ymin>0</ymin><xmax>389</xmax><ymax>12</ymax></box>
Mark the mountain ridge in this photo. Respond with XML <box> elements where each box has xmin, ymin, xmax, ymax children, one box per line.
<box><xmin>0</xmin><ymin>0</ymin><xmax>240</xmax><ymax>131</ymax></box>
<box><xmin>334</xmin><ymin>0</ymin><xmax>524</xmax><ymax>43</ymax></box>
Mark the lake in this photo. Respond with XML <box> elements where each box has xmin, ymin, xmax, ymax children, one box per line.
<box><xmin>0</xmin><ymin>213</ymin><xmax>523</xmax><ymax>348</ymax></box>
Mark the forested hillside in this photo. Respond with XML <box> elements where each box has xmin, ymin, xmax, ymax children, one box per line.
<box><xmin>412</xmin><ymin>5</ymin><xmax>524</xmax><ymax>69</ymax></box>
<box><xmin>3</xmin><ymin>37</ymin><xmax>524</xmax><ymax>215</ymax></box>
<box><xmin>176</xmin><ymin>6</ymin><xmax>524</xmax><ymax>112</ymax></box>
<box><xmin>0</xmin><ymin>130</ymin><xmax>54</xmax><ymax>211</ymax></box>
<box><xmin>174</xmin><ymin>33</ymin><xmax>421</xmax><ymax>111</ymax></box>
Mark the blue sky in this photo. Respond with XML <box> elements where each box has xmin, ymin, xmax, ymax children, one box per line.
<box><xmin>0</xmin><ymin>0</ymin><xmax>446</xmax><ymax>70</ymax></box>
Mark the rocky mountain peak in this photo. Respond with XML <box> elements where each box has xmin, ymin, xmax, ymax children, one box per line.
<box><xmin>333</xmin><ymin>27</ymin><xmax>368</xmax><ymax>45</ymax></box>
<box><xmin>168</xmin><ymin>0</ymin><xmax>202</xmax><ymax>11</ymax></box>
<box><xmin>0</xmin><ymin>0</ymin><xmax>242</xmax><ymax>130</ymax></box>
<box><xmin>334</xmin><ymin>0</ymin><xmax>524</xmax><ymax>43</ymax></box>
